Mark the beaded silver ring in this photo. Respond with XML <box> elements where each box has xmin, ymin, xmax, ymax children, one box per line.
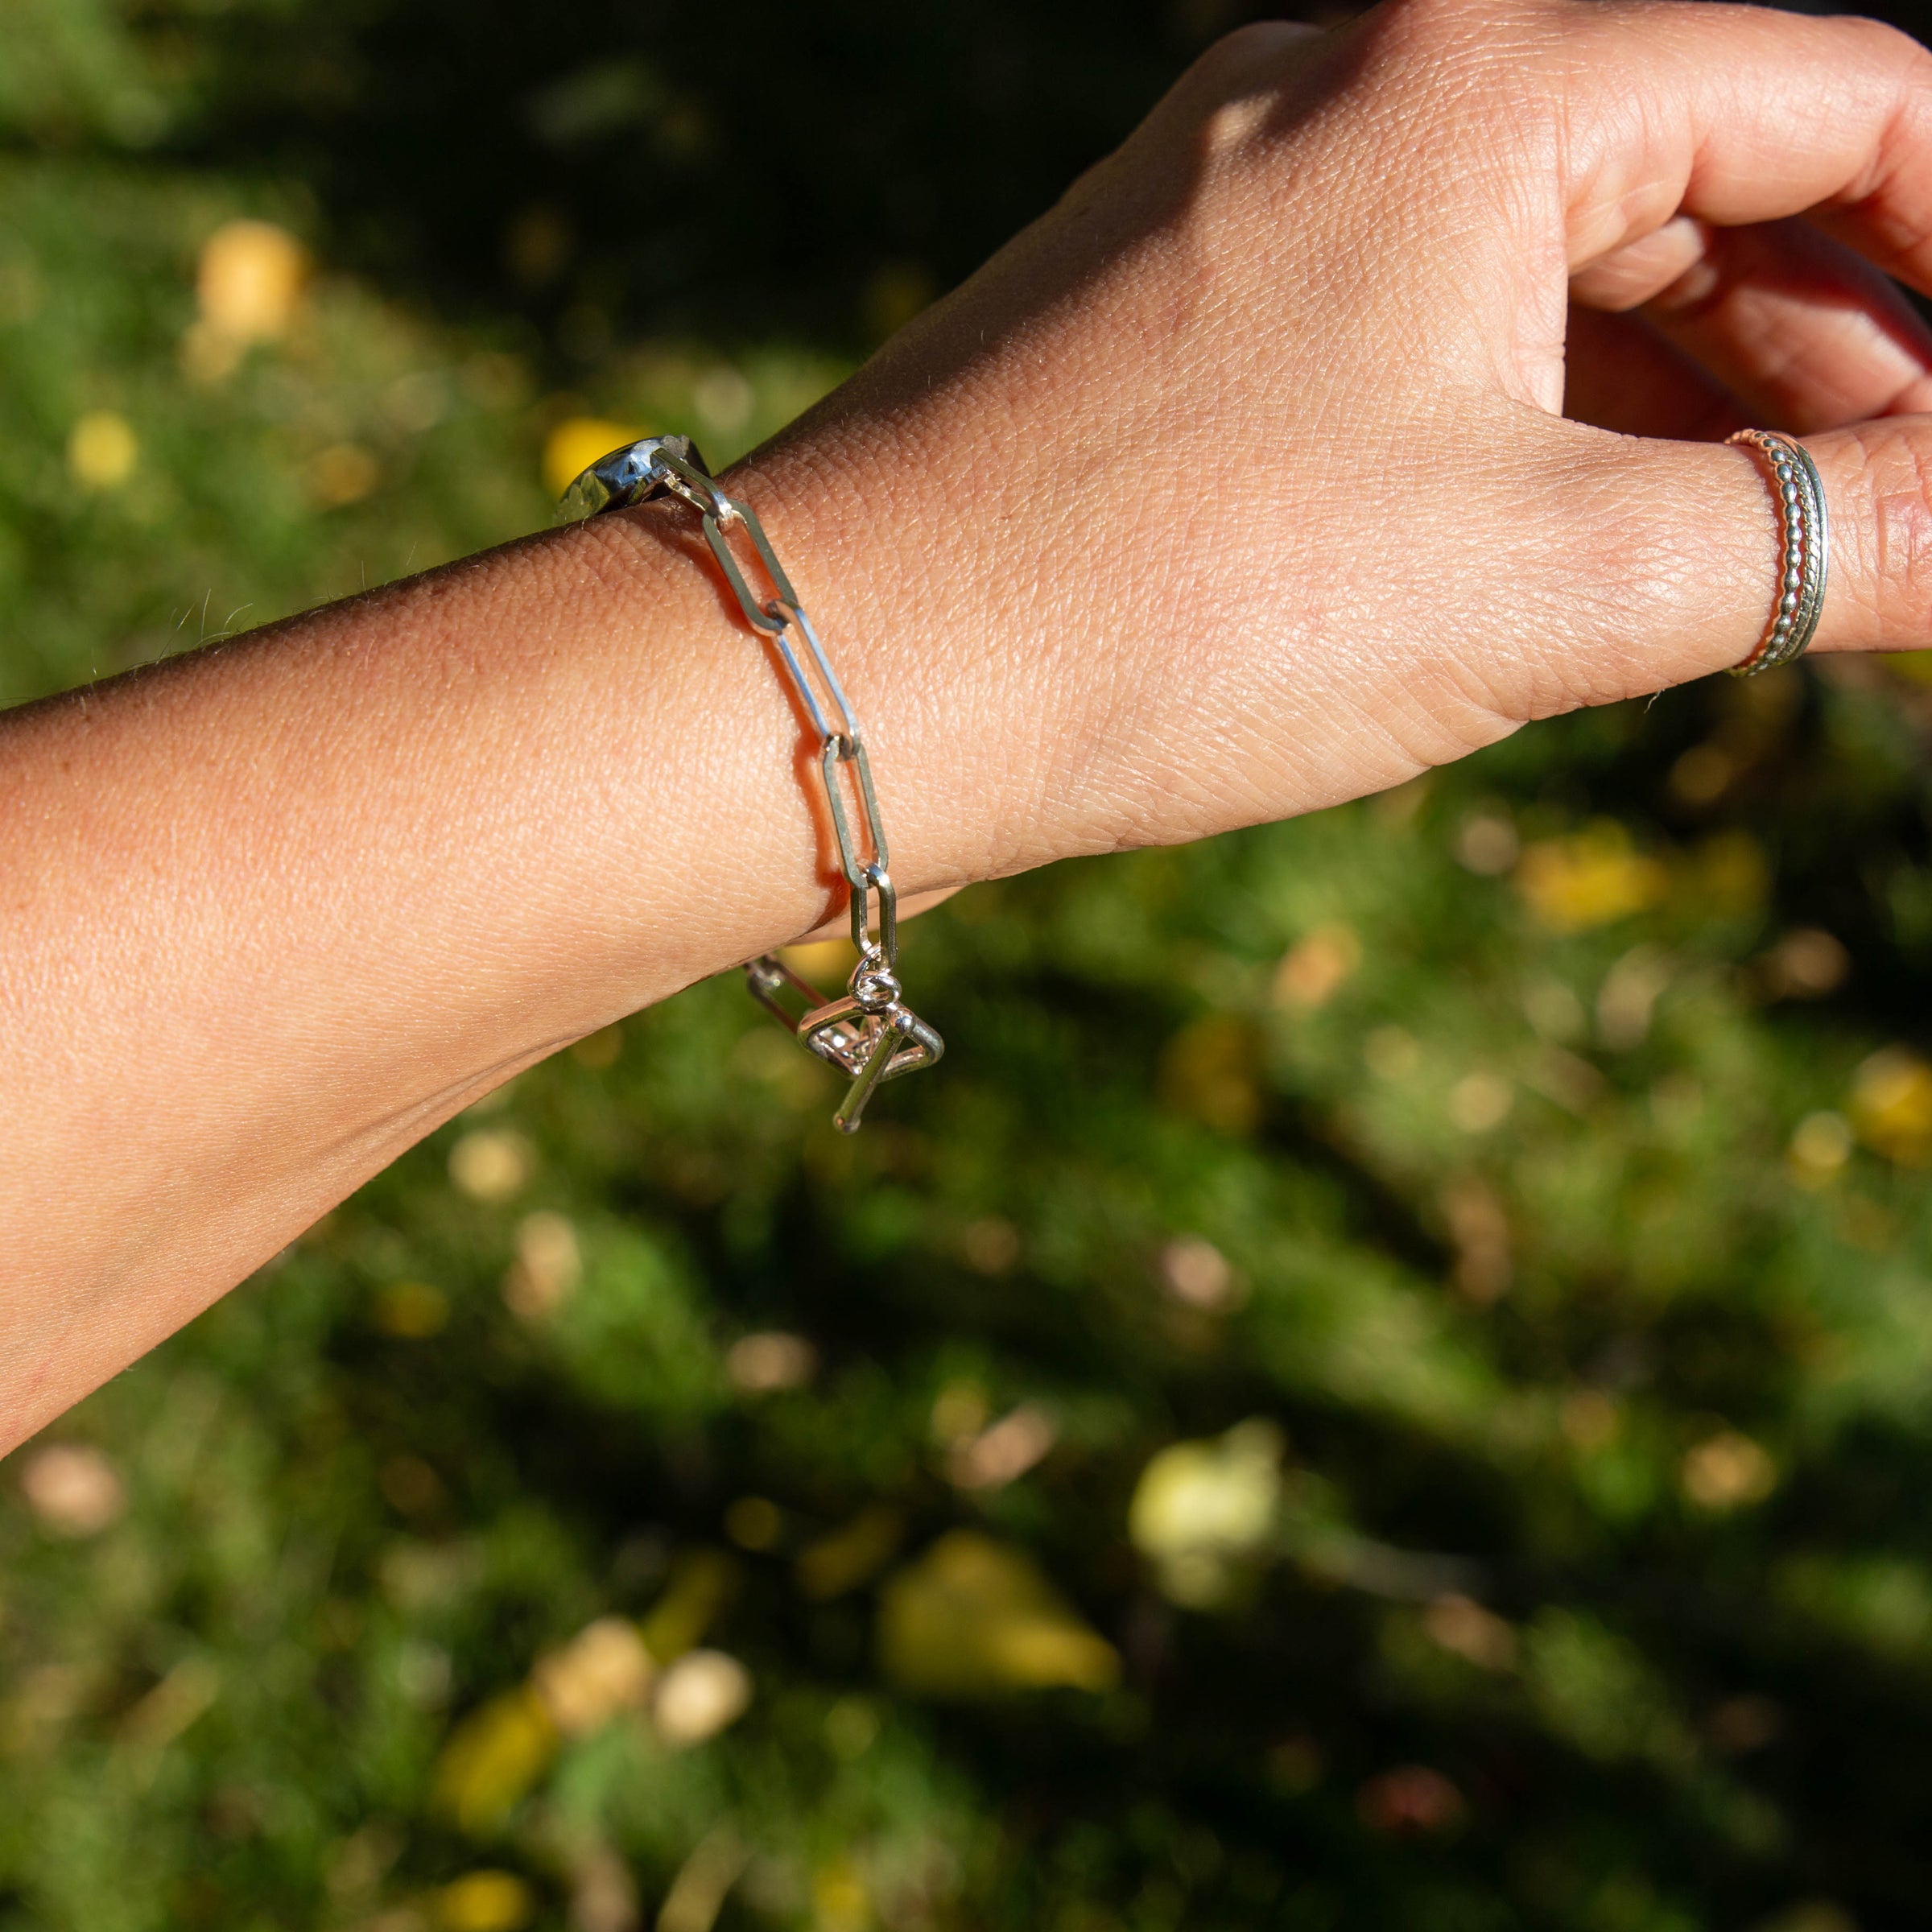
<box><xmin>1726</xmin><ymin>428</ymin><xmax>1828</xmax><ymax>677</ymax></box>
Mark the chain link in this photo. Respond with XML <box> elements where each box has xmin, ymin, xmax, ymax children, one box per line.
<box><xmin>651</xmin><ymin>448</ymin><xmax>899</xmax><ymax>971</ymax></box>
<box><xmin>592</xmin><ymin>440</ymin><xmax>943</xmax><ymax>1130</ymax></box>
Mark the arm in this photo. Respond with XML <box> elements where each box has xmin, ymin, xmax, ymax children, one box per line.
<box><xmin>10</xmin><ymin>0</ymin><xmax>1932</xmax><ymax>1451</ymax></box>
<box><xmin>0</xmin><ymin>470</ymin><xmax>1045</xmax><ymax>1452</ymax></box>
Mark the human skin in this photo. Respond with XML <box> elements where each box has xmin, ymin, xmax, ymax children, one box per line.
<box><xmin>7</xmin><ymin>0</ymin><xmax>1932</xmax><ymax>1452</ymax></box>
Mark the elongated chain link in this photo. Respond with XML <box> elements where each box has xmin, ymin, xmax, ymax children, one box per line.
<box><xmin>650</xmin><ymin>449</ymin><xmax>901</xmax><ymax>987</ymax></box>
<box><xmin>558</xmin><ymin>437</ymin><xmax>942</xmax><ymax>1130</ymax></box>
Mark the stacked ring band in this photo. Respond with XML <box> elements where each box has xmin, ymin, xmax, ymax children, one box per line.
<box><xmin>1726</xmin><ymin>428</ymin><xmax>1828</xmax><ymax>676</ymax></box>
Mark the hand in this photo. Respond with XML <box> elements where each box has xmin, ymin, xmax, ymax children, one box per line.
<box><xmin>12</xmin><ymin>0</ymin><xmax>1932</xmax><ymax>1443</ymax></box>
<box><xmin>737</xmin><ymin>0</ymin><xmax>1932</xmax><ymax>891</ymax></box>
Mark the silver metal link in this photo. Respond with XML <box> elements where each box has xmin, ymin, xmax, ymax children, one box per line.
<box><xmin>786</xmin><ymin>604</ymin><xmax>863</xmax><ymax>757</ymax></box>
<box><xmin>555</xmin><ymin>435</ymin><xmax>943</xmax><ymax>1130</ymax></box>
<box><xmin>865</xmin><ymin>862</ymin><xmax>897</xmax><ymax>966</ymax></box>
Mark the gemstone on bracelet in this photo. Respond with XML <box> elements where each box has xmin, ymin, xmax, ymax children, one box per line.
<box><xmin>553</xmin><ymin>434</ymin><xmax>708</xmax><ymax>525</ymax></box>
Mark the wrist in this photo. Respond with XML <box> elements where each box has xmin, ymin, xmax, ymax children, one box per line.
<box><xmin>713</xmin><ymin>415</ymin><xmax>1124</xmax><ymax>906</ymax></box>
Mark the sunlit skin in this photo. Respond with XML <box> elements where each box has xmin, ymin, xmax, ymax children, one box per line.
<box><xmin>7</xmin><ymin>0</ymin><xmax>1932</xmax><ymax>1452</ymax></box>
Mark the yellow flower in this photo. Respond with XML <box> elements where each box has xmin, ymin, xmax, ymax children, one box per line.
<box><xmin>1515</xmin><ymin>824</ymin><xmax>1668</xmax><ymax>934</ymax></box>
<box><xmin>1848</xmin><ymin>1047</ymin><xmax>1932</xmax><ymax>1166</ymax></box>
<box><xmin>879</xmin><ymin>1532</ymin><xmax>1119</xmax><ymax>1696</ymax></box>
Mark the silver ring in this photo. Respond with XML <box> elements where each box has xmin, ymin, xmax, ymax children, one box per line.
<box><xmin>1726</xmin><ymin>429</ymin><xmax>1828</xmax><ymax>676</ymax></box>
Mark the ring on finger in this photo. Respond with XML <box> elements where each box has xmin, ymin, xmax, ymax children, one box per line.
<box><xmin>1725</xmin><ymin>428</ymin><xmax>1828</xmax><ymax>676</ymax></box>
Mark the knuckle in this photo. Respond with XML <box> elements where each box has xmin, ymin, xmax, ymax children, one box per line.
<box><xmin>1168</xmin><ymin>19</ymin><xmax>1373</xmax><ymax>179</ymax></box>
<box><xmin>1176</xmin><ymin>20</ymin><xmax>1316</xmax><ymax>105</ymax></box>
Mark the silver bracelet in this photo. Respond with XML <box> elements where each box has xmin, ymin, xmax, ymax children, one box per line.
<box><xmin>556</xmin><ymin>436</ymin><xmax>943</xmax><ymax>1133</ymax></box>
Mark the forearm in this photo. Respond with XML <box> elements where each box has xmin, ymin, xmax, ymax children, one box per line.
<box><xmin>0</xmin><ymin>426</ymin><xmax>1092</xmax><ymax>1452</ymax></box>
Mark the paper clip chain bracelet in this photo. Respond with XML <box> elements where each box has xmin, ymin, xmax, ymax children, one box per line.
<box><xmin>556</xmin><ymin>435</ymin><xmax>943</xmax><ymax>1132</ymax></box>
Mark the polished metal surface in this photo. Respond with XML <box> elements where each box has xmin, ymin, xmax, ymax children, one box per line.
<box><xmin>552</xmin><ymin>435</ymin><xmax>708</xmax><ymax>525</ymax></box>
<box><xmin>559</xmin><ymin>436</ymin><xmax>942</xmax><ymax>1131</ymax></box>
<box><xmin>1726</xmin><ymin>429</ymin><xmax>1828</xmax><ymax>676</ymax></box>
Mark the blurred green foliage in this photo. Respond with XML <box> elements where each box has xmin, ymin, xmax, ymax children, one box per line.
<box><xmin>8</xmin><ymin>4</ymin><xmax>1932</xmax><ymax>1931</ymax></box>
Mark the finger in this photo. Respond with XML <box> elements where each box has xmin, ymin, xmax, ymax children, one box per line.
<box><xmin>1761</xmin><ymin>419</ymin><xmax>1932</xmax><ymax>657</ymax></box>
<box><xmin>1549</xmin><ymin>5</ymin><xmax>1932</xmax><ymax>293</ymax></box>
<box><xmin>1574</xmin><ymin>215</ymin><xmax>1932</xmax><ymax>431</ymax></box>
<box><xmin>1563</xmin><ymin>300</ymin><xmax>1746</xmax><ymax>440</ymax></box>
<box><xmin>1560</xmin><ymin>415</ymin><xmax>1932</xmax><ymax>719</ymax></box>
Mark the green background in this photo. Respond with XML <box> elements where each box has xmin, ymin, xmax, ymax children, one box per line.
<box><xmin>6</xmin><ymin>3</ymin><xmax>1932</xmax><ymax>1929</ymax></box>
